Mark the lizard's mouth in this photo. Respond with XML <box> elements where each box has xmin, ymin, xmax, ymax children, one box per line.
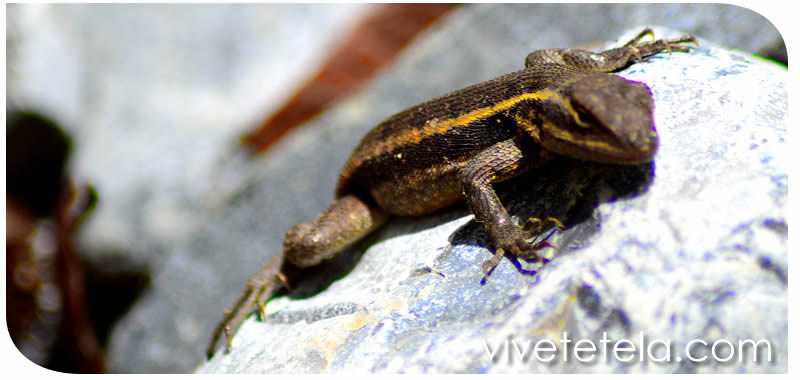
<box><xmin>540</xmin><ymin>122</ymin><xmax>658</xmax><ymax>164</ymax></box>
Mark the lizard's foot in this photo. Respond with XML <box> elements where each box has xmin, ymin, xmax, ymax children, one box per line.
<box><xmin>624</xmin><ymin>27</ymin><xmax>656</xmax><ymax>48</ymax></box>
<box><xmin>482</xmin><ymin>217</ymin><xmax>565</xmax><ymax>277</ymax></box>
<box><xmin>522</xmin><ymin>216</ymin><xmax>566</xmax><ymax>235</ymax></box>
<box><xmin>206</xmin><ymin>257</ymin><xmax>284</xmax><ymax>359</ymax></box>
<box><xmin>623</xmin><ymin>27</ymin><xmax>698</xmax><ymax>58</ymax></box>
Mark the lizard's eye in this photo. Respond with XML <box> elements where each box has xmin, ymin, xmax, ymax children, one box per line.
<box><xmin>572</xmin><ymin>106</ymin><xmax>597</xmax><ymax>128</ymax></box>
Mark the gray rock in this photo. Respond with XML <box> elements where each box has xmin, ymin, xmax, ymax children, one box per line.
<box><xmin>7</xmin><ymin>3</ymin><xmax>787</xmax><ymax>374</ymax></box>
<box><xmin>197</xmin><ymin>26</ymin><xmax>788</xmax><ymax>375</ymax></box>
<box><xmin>7</xmin><ymin>3</ymin><xmax>371</xmax><ymax>268</ymax></box>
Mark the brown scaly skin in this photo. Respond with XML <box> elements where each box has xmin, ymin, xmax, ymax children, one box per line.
<box><xmin>207</xmin><ymin>28</ymin><xmax>697</xmax><ymax>358</ymax></box>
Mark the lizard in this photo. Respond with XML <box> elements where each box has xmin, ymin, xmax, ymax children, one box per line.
<box><xmin>207</xmin><ymin>28</ymin><xmax>697</xmax><ymax>359</ymax></box>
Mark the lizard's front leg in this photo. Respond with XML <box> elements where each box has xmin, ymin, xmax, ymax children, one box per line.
<box><xmin>206</xmin><ymin>194</ymin><xmax>387</xmax><ymax>358</ymax></box>
<box><xmin>458</xmin><ymin>138</ymin><xmax>559</xmax><ymax>276</ymax></box>
<box><xmin>525</xmin><ymin>27</ymin><xmax>697</xmax><ymax>72</ymax></box>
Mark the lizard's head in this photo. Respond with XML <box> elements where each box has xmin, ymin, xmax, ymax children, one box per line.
<box><xmin>534</xmin><ymin>74</ymin><xmax>659</xmax><ymax>164</ymax></box>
